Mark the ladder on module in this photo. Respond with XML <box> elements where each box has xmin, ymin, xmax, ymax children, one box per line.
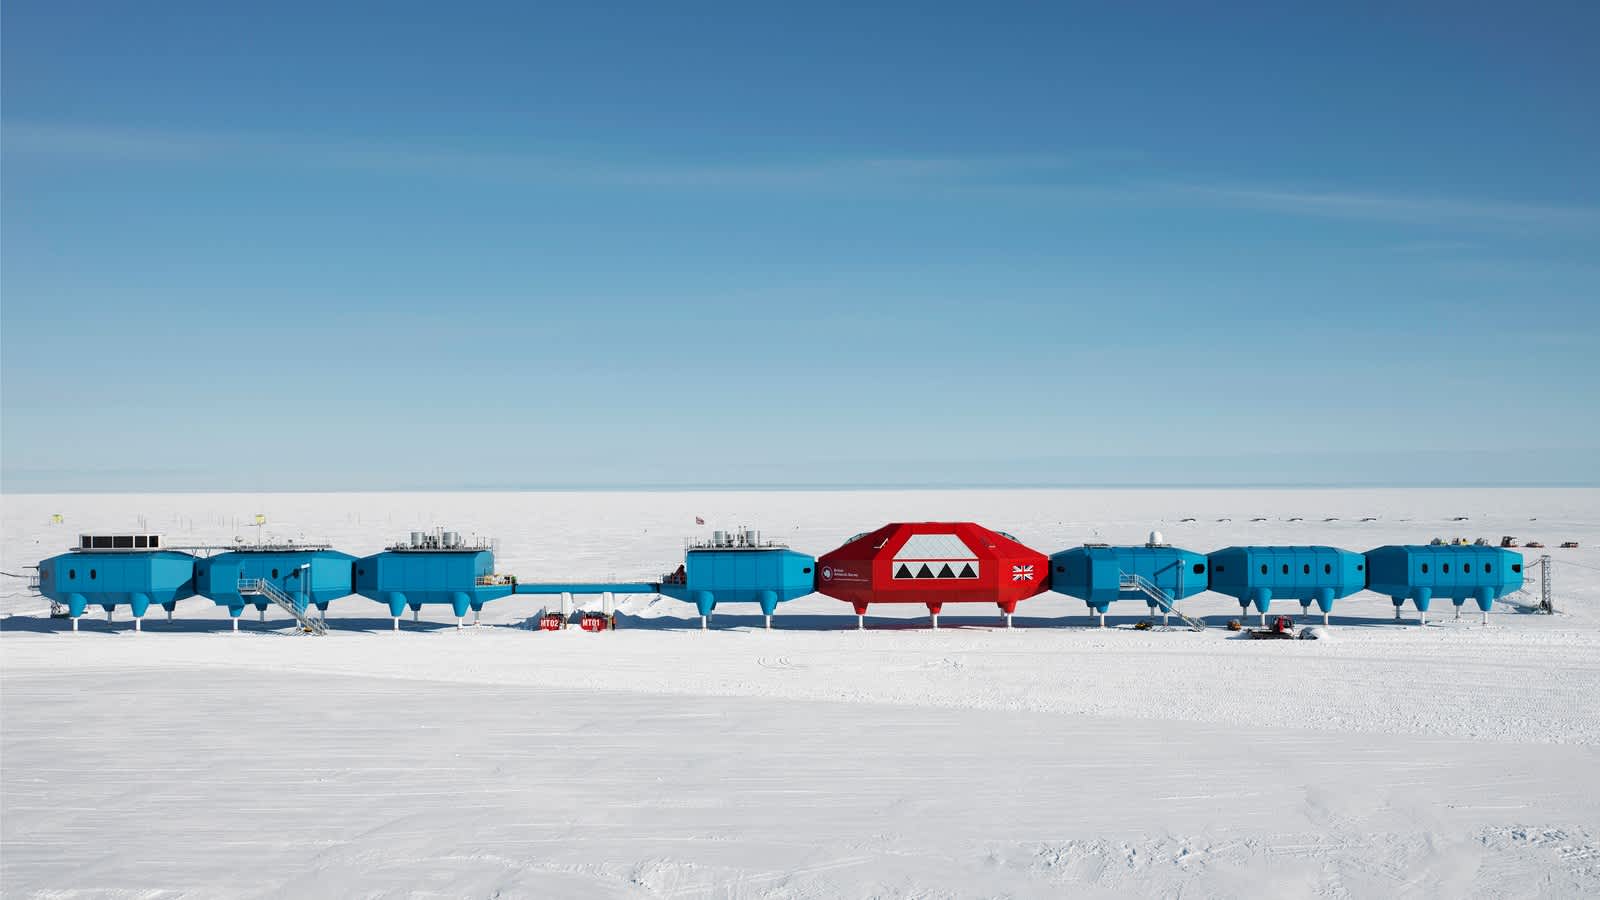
<box><xmin>237</xmin><ymin>578</ymin><xmax>328</xmax><ymax>635</ymax></box>
<box><xmin>1119</xmin><ymin>572</ymin><xmax>1207</xmax><ymax>632</ymax></box>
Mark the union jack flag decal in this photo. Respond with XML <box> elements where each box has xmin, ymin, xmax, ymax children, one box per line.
<box><xmin>1012</xmin><ymin>564</ymin><xmax>1034</xmax><ymax>581</ymax></box>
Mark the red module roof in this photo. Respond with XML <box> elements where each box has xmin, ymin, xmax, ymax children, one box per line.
<box><xmin>815</xmin><ymin>522</ymin><xmax>1049</xmax><ymax>614</ymax></box>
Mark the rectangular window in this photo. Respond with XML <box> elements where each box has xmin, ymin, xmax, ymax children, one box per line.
<box><xmin>135</xmin><ymin>536</ymin><xmax>148</xmax><ymax>548</ymax></box>
<box><xmin>113</xmin><ymin>535</ymin><xmax>134</xmax><ymax>549</ymax></box>
<box><xmin>149</xmin><ymin>536</ymin><xmax>160</xmax><ymax>548</ymax></box>
<box><xmin>93</xmin><ymin>536</ymin><xmax>114</xmax><ymax>549</ymax></box>
<box><xmin>81</xmin><ymin>536</ymin><xmax>92</xmax><ymax>549</ymax></box>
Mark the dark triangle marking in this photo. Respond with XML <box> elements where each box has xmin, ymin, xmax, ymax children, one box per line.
<box><xmin>895</xmin><ymin>564</ymin><xmax>912</xmax><ymax>579</ymax></box>
<box><xmin>916</xmin><ymin>564</ymin><xmax>935</xmax><ymax>579</ymax></box>
<box><xmin>937</xmin><ymin>563</ymin><xmax>956</xmax><ymax>579</ymax></box>
<box><xmin>959</xmin><ymin>563</ymin><xmax>977</xmax><ymax>578</ymax></box>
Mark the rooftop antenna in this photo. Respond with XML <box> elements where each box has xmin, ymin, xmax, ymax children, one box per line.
<box><xmin>253</xmin><ymin>514</ymin><xmax>266</xmax><ymax>547</ymax></box>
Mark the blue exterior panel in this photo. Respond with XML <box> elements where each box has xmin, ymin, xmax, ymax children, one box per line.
<box><xmin>36</xmin><ymin>550</ymin><xmax>198</xmax><ymax>617</ymax></box>
<box><xmin>354</xmin><ymin>550</ymin><xmax>515</xmax><ymax>616</ymax></box>
<box><xmin>1364</xmin><ymin>545</ymin><xmax>1524</xmax><ymax>613</ymax></box>
<box><xmin>1206</xmin><ymin>546</ymin><xmax>1366</xmax><ymax>615</ymax></box>
<box><xmin>196</xmin><ymin>549</ymin><xmax>358</xmax><ymax>613</ymax></box>
<box><xmin>659</xmin><ymin>548</ymin><xmax>816</xmax><ymax>615</ymax></box>
<box><xmin>1049</xmin><ymin>545</ymin><xmax>1209</xmax><ymax>612</ymax></box>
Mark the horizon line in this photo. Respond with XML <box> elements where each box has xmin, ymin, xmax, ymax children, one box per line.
<box><xmin>4</xmin><ymin>480</ymin><xmax>1596</xmax><ymax>497</ymax></box>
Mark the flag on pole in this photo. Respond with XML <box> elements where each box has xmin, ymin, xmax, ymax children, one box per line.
<box><xmin>694</xmin><ymin>516</ymin><xmax>705</xmax><ymax>525</ymax></box>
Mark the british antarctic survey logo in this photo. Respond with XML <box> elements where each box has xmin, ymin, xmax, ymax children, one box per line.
<box><xmin>1012</xmin><ymin>564</ymin><xmax>1034</xmax><ymax>582</ymax></box>
<box><xmin>821</xmin><ymin>567</ymin><xmax>832</xmax><ymax>581</ymax></box>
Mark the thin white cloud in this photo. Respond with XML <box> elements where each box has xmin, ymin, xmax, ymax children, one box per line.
<box><xmin>6</xmin><ymin>121</ymin><xmax>1598</xmax><ymax>231</ymax></box>
<box><xmin>1163</xmin><ymin>183</ymin><xmax>1600</xmax><ymax>230</ymax></box>
<box><xmin>2</xmin><ymin>122</ymin><xmax>220</xmax><ymax>162</ymax></box>
<box><xmin>1380</xmin><ymin>239</ymin><xmax>1481</xmax><ymax>254</ymax></box>
<box><xmin>1</xmin><ymin>121</ymin><xmax>1069</xmax><ymax>188</ymax></box>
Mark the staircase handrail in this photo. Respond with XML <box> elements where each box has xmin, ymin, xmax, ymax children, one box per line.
<box><xmin>237</xmin><ymin>577</ymin><xmax>328</xmax><ymax>635</ymax></box>
<box><xmin>1119</xmin><ymin>572</ymin><xmax>1207</xmax><ymax>631</ymax></box>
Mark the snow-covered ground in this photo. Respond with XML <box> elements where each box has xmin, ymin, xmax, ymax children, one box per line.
<box><xmin>3</xmin><ymin>488</ymin><xmax>1599</xmax><ymax>898</ymax></box>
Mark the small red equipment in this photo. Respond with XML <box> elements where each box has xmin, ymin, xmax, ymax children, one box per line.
<box><xmin>579</xmin><ymin>612</ymin><xmax>611</xmax><ymax>632</ymax></box>
<box><xmin>1248</xmin><ymin>615</ymin><xmax>1299</xmax><ymax>640</ymax></box>
<box><xmin>539</xmin><ymin>612</ymin><xmax>566</xmax><ymax>631</ymax></box>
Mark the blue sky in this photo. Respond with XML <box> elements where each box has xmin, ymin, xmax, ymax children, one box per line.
<box><xmin>3</xmin><ymin>1</ymin><xmax>1597</xmax><ymax>491</ymax></box>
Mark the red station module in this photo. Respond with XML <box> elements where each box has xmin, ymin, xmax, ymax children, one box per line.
<box><xmin>815</xmin><ymin>522</ymin><xmax>1050</xmax><ymax>628</ymax></box>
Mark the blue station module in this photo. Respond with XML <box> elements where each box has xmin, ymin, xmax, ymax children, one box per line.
<box><xmin>1364</xmin><ymin>544</ymin><xmax>1525</xmax><ymax>624</ymax></box>
<box><xmin>195</xmin><ymin>546</ymin><xmax>358</xmax><ymax>622</ymax></box>
<box><xmin>1206</xmin><ymin>545</ymin><xmax>1367</xmax><ymax>625</ymax></box>
<box><xmin>1050</xmin><ymin>535</ymin><xmax>1208</xmax><ymax>626</ymax></box>
<box><xmin>26</xmin><ymin>520</ymin><xmax>1542</xmax><ymax>635</ymax></box>
<box><xmin>658</xmin><ymin>528</ymin><xmax>816</xmax><ymax>628</ymax></box>
<box><xmin>355</xmin><ymin>530</ymin><xmax>516</xmax><ymax>628</ymax></box>
<box><xmin>35</xmin><ymin>534</ymin><xmax>197</xmax><ymax>630</ymax></box>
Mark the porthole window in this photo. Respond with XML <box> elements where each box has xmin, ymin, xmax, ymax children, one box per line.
<box><xmin>1357</xmin><ymin>564</ymin><xmax>1364</xmax><ymax>571</ymax></box>
<box><xmin>1442</xmin><ymin>563</ymin><xmax>1450</xmax><ymax>574</ymax></box>
<box><xmin>358</xmin><ymin>568</ymin><xmax>366</xmax><ymax>576</ymax></box>
<box><xmin>1464</xmin><ymin>563</ymin><xmax>1472</xmax><ymax>574</ymax></box>
<box><xmin>1260</xmin><ymin>564</ymin><xmax>1268</xmax><ymax>575</ymax></box>
<box><xmin>1056</xmin><ymin>565</ymin><xmax>1065</xmax><ymax>573</ymax></box>
<box><xmin>69</xmin><ymin>568</ymin><xmax>77</xmax><ymax>579</ymax></box>
<box><xmin>1214</xmin><ymin>564</ymin><xmax>1225</xmax><ymax>573</ymax></box>
<box><xmin>1485</xmin><ymin>563</ymin><xmax>1492</xmax><ymax>573</ymax></box>
<box><xmin>89</xmin><ymin>569</ymin><xmax>97</xmax><ymax>580</ymax></box>
<box><xmin>1192</xmin><ymin>563</ymin><xmax>1205</xmax><ymax>575</ymax></box>
<box><xmin>271</xmin><ymin>568</ymin><xmax>280</xmax><ymax>578</ymax></box>
<box><xmin>1421</xmin><ymin>563</ymin><xmax>1429</xmax><ymax>574</ymax></box>
<box><xmin>1324</xmin><ymin>563</ymin><xmax>1332</xmax><ymax>574</ymax></box>
<box><xmin>1512</xmin><ymin>563</ymin><xmax>1522</xmax><ymax>573</ymax></box>
<box><xmin>1303</xmin><ymin>564</ymin><xmax>1311</xmax><ymax>574</ymax></box>
<box><xmin>803</xmin><ymin>567</ymin><xmax>812</xmax><ymax>574</ymax></box>
<box><xmin>1281</xmin><ymin>564</ymin><xmax>1289</xmax><ymax>575</ymax></box>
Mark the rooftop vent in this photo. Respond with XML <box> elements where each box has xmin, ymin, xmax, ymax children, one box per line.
<box><xmin>391</xmin><ymin>528</ymin><xmax>491</xmax><ymax>552</ymax></box>
<box><xmin>687</xmin><ymin>526</ymin><xmax>784</xmax><ymax>551</ymax></box>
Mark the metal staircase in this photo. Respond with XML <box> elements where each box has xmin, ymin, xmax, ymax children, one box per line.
<box><xmin>237</xmin><ymin>578</ymin><xmax>328</xmax><ymax>635</ymax></box>
<box><xmin>25</xmin><ymin>569</ymin><xmax>68</xmax><ymax>618</ymax></box>
<box><xmin>1119</xmin><ymin>572</ymin><xmax>1207</xmax><ymax>632</ymax></box>
<box><xmin>1501</xmin><ymin>554</ymin><xmax>1555</xmax><ymax>615</ymax></box>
